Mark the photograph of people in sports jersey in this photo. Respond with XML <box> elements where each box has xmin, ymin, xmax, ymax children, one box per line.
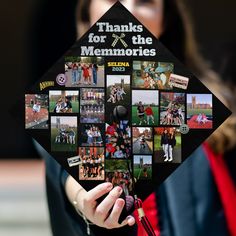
<box><xmin>80</xmin><ymin>88</ymin><xmax>105</xmax><ymax>123</ymax></box>
<box><xmin>78</xmin><ymin>147</ymin><xmax>105</xmax><ymax>180</ymax></box>
<box><xmin>132</xmin><ymin>90</ymin><xmax>159</xmax><ymax>126</ymax></box>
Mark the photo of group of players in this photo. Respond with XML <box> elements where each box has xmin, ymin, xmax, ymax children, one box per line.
<box><xmin>78</xmin><ymin>147</ymin><xmax>105</xmax><ymax>180</ymax></box>
<box><xmin>80</xmin><ymin>88</ymin><xmax>105</xmax><ymax>123</ymax></box>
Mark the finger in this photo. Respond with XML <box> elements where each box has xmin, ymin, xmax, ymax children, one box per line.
<box><xmin>95</xmin><ymin>186</ymin><xmax>123</xmax><ymax>220</ymax></box>
<box><xmin>104</xmin><ymin>198</ymin><xmax>126</xmax><ymax>228</ymax></box>
<box><xmin>85</xmin><ymin>182</ymin><xmax>113</xmax><ymax>204</ymax></box>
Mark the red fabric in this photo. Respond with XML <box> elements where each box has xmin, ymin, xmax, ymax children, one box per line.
<box><xmin>145</xmin><ymin>107</ymin><xmax>154</xmax><ymax>116</ymax></box>
<box><xmin>134</xmin><ymin>193</ymin><xmax>160</xmax><ymax>236</ymax></box>
<box><xmin>203</xmin><ymin>142</ymin><xmax>236</xmax><ymax>236</ymax></box>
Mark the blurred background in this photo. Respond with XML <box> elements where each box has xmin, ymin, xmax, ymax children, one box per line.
<box><xmin>0</xmin><ymin>0</ymin><xmax>235</xmax><ymax>235</ymax></box>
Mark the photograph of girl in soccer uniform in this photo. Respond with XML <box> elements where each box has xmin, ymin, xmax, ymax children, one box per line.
<box><xmin>78</xmin><ymin>147</ymin><xmax>105</xmax><ymax>180</ymax></box>
<box><xmin>132</xmin><ymin>90</ymin><xmax>159</xmax><ymax>126</ymax></box>
<box><xmin>65</xmin><ymin>57</ymin><xmax>104</xmax><ymax>87</ymax></box>
<box><xmin>154</xmin><ymin>127</ymin><xmax>182</xmax><ymax>163</ymax></box>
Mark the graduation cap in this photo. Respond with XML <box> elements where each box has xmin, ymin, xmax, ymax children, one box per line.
<box><xmin>21</xmin><ymin>2</ymin><xmax>231</xmax><ymax>232</ymax></box>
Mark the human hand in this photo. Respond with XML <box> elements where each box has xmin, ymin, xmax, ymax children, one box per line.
<box><xmin>66</xmin><ymin>177</ymin><xmax>135</xmax><ymax>229</ymax></box>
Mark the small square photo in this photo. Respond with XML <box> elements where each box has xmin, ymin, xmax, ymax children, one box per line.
<box><xmin>132</xmin><ymin>127</ymin><xmax>153</xmax><ymax>155</ymax></box>
<box><xmin>187</xmin><ymin>94</ymin><xmax>213</xmax><ymax>129</ymax></box>
<box><xmin>160</xmin><ymin>92</ymin><xmax>185</xmax><ymax>126</ymax></box>
<box><xmin>80</xmin><ymin>88</ymin><xmax>105</xmax><ymax>123</ymax></box>
<box><xmin>106</xmin><ymin>75</ymin><xmax>130</xmax><ymax>105</ymax></box>
<box><xmin>105</xmin><ymin>159</ymin><xmax>133</xmax><ymax>195</ymax></box>
<box><xmin>25</xmin><ymin>94</ymin><xmax>48</xmax><ymax>129</ymax></box>
<box><xmin>78</xmin><ymin>147</ymin><xmax>105</xmax><ymax>180</ymax></box>
<box><xmin>79</xmin><ymin>124</ymin><xmax>104</xmax><ymax>147</ymax></box>
<box><xmin>51</xmin><ymin>116</ymin><xmax>77</xmax><ymax>152</ymax></box>
<box><xmin>132</xmin><ymin>90</ymin><xmax>159</xmax><ymax>126</ymax></box>
<box><xmin>49</xmin><ymin>90</ymin><xmax>79</xmax><ymax>113</ymax></box>
<box><xmin>106</xmin><ymin>121</ymin><xmax>131</xmax><ymax>159</ymax></box>
<box><xmin>154</xmin><ymin>127</ymin><xmax>182</xmax><ymax>163</ymax></box>
<box><xmin>133</xmin><ymin>155</ymin><xmax>152</xmax><ymax>180</ymax></box>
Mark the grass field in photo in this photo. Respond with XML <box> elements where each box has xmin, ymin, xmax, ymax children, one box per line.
<box><xmin>132</xmin><ymin>106</ymin><xmax>159</xmax><ymax>125</ymax></box>
<box><xmin>49</xmin><ymin>101</ymin><xmax>79</xmax><ymax>113</ymax></box>
<box><xmin>154</xmin><ymin>134</ymin><xmax>181</xmax><ymax>151</ymax></box>
<box><xmin>187</xmin><ymin>108</ymin><xmax>212</xmax><ymax>116</ymax></box>
<box><xmin>51</xmin><ymin>127</ymin><xmax>77</xmax><ymax>152</ymax></box>
<box><xmin>134</xmin><ymin>166</ymin><xmax>152</xmax><ymax>180</ymax></box>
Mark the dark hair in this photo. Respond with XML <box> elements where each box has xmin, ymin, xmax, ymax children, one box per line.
<box><xmin>76</xmin><ymin>0</ymin><xmax>236</xmax><ymax>154</ymax></box>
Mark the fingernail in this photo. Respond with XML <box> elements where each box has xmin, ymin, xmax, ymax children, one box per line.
<box><xmin>117</xmin><ymin>199</ymin><xmax>124</xmax><ymax>207</ymax></box>
<box><xmin>106</xmin><ymin>183</ymin><xmax>113</xmax><ymax>190</ymax></box>
<box><xmin>116</xmin><ymin>186</ymin><xmax>122</xmax><ymax>193</ymax></box>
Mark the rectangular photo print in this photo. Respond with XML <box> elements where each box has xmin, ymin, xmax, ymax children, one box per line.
<box><xmin>133</xmin><ymin>155</ymin><xmax>152</xmax><ymax>180</ymax></box>
<box><xmin>132</xmin><ymin>61</ymin><xmax>174</xmax><ymax>89</ymax></box>
<box><xmin>78</xmin><ymin>147</ymin><xmax>105</xmax><ymax>180</ymax></box>
<box><xmin>49</xmin><ymin>90</ymin><xmax>79</xmax><ymax>113</ymax></box>
<box><xmin>78</xmin><ymin>124</ymin><xmax>104</xmax><ymax>147</ymax></box>
<box><xmin>65</xmin><ymin>57</ymin><xmax>104</xmax><ymax>87</ymax></box>
<box><xmin>132</xmin><ymin>127</ymin><xmax>153</xmax><ymax>155</ymax></box>
<box><xmin>51</xmin><ymin>116</ymin><xmax>77</xmax><ymax>152</ymax></box>
<box><xmin>106</xmin><ymin>121</ymin><xmax>131</xmax><ymax>159</ymax></box>
<box><xmin>160</xmin><ymin>92</ymin><xmax>185</xmax><ymax>126</ymax></box>
<box><xmin>132</xmin><ymin>90</ymin><xmax>159</xmax><ymax>126</ymax></box>
<box><xmin>25</xmin><ymin>94</ymin><xmax>48</xmax><ymax>129</ymax></box>
<box><xmin>187</xmin><ymin>94</ymin><xmax>213</xmax><ymax>129</ymax></box>
<box><xmin>80</xmin><ymin>88</ymin><xmax>105</xmax><ymax>123</ymax></box>
<box><xmin>106</xmin><ymin>75</ymin><xmax>130</xmax><ymax>105</ymax></box>
<box><xmin>154</xmin><ymin>127</ymin><xmax>181</xmax><ymax>163</ymax></box>
<box><xmin>105</xmin><ymin>159</ymin><xmax>133</xmax><ymax>196</ymax></box>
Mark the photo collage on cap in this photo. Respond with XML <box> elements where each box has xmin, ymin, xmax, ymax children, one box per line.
<box><xmin>25</xmin><ymin>57</ymin><xmax>214</xmax><ymax>186</ymax></box>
